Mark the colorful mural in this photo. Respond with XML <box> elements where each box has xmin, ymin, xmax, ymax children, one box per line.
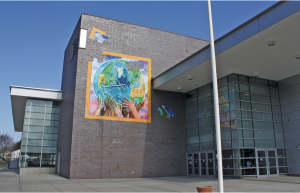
<box><xmin>158</xmin><ymin>105</ymin><xmax>174</xmax><ymax>118</ymax></box>
<box><xmin>85</xmin><ymin>51</ymin><xmax>151</xmax><ymax>123</ymax></box>
<box><xmin>89</xmin><ymin>27</ymin><xmax>108</xmax><ymax>43</ymax></box>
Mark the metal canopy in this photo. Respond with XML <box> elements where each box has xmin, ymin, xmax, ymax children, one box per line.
<box><xmin>153</xmin><ymin>1</ymin><xmax>300</xmax><ymax>93</ymax></box>
<box><xmin>10</xmin><ymin>86</ymin><xmax>62</xmax><ymax>132</ymax></box>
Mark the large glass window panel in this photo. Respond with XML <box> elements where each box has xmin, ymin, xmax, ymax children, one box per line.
<box><xmin>27</xmin><ymin>139</ymin><xmax>42</xmax><ymax>146</ymax></box>
<box><xmin>240</xmin><ymin>159</ymin><xmax>256</xmax><ymax>168</ymax></box>
<box><xmin>41</xmin><ymin>153</ymin><xmax>56</xmax><ymax>167</ymax></box>
<box><xmin>187</xmin><ymin>136</ymin><xmax>199</xmax><ymax>144</ymax></box>
<box><xmin>272</xmin><ymin>105</ymin><xmax>281</xmax><ymax>113</ymax></box>
<box><xmin>42</xmin><ymin>146</ymin><xmax>57</xmax><ymax>154</ymax></box>
<box><xmin>240</xmin><ymin>93</ymin><xmax>251</xmax><ymax>101</ymax></box>
<box><xmin>219</xmin><ymin>94</ymin><xmax>229</xmax><ymax>104</ymax></box>
<box><xmin>230</xmin><ymin>101</ymin><xmax>239</xmax><ymax>110</ymax></box>
<box><xmin>276</xmin><ymin>140</ymin><xmax>285</xmax><ymax>148</ymax></box>
<box><xmin>278</xmin><ymin>158</ymin><xmax>287</xmax><ymax>166</ymax></box>
<box><xmin>229</xmin><ymin>92</ymin><xmax>240</xmax><ymax>101</ymax></box>
<box><xmin>255</xmin><ymin>140</ymin><xmax>275</xmax><ymax>148</ymax></box>
<box><xmin>254</xmin><ymin>130</ymin><xmax>274</xmax><ymax>139</ymax></box>
<box><xmin>269</xmin><ymin>81</ymin><xmax>278</xmax><ymax>88</ymax></box>
<box><xmin>271</xmin><ymin>97</ymin><xmax>280</xmax><ymax>105</ymax></box>
<box><xmin>44</xmin><ymin>120</ymin><xmax>59</xmax><ymax>127</ymax></box>
<box><xmin>221</xmin><ymin>131</ymin><xmax>231</xmax><ymax>140</ymax></box>
<box><xmin>200</xmin><ymin>142</ymin><xmax>214</xmax><ymax>151</ymax></box>
<box><xmin>239</xmin><ymin>84</ymin><xmax>249</xmax><ymax>92</ymax></box>
<box><xmin>242</xmin><ymin>111</ymin><xmax>252</xmax><ymax>119</ymax></box>
<box><xmin>228</xmin><ymin>74</ymin><xmax>238</xmax><ymax>83</ymax></box>
<box><xmin>187</xmin><ymin>128</ymin><xmax>198</xmax><ymax>137</ymax></box>
<box><xmin>187</xmin><ymin>144</ymin><xmax>199</xmax><ymax>152</ymax></box>
<box><xmin>222</xmin><ymin>140</ymin><xmax>231</xmax><ymax>149</ymax></box>
<box><xmin>29</xmin><ymin>119</ymin><xmax>45</xmax><ymax>126</ymax></box>
<box><xmin>46</xmin><ymin>107</ymin><xmax>60</xmax><ymax>114</ymax></box>
<box><xmin>277</xmin><ymin>149</ymin><xmax>286</xmax><ymax>157</ymax></box>
<box><xmin>239</xmin><ymin>76</ymin><xmax>248</xmax><ymax>83</ymax></box>
<box><xmin>220</xmin><ymin>103</ymin><xmax>229</xmax><ymax>113</ymax></box>
<box><xmin>240</xmin><ymin>102</ymin><xmax>252</xmax><ymax>110</ymax></box>
<box><xmin>249</xmin><ymin>78</ymin><xmax>268</xmax><ymax>87</ymax></box>
<box><xmin>218</xmin><ymin>77</ymin><xmax>227</xmax><ymax>87</ymax></box>
<box><xmin>187</xmin><ymin>120</ymin><xmax>198</xmax><ymax>129</ymax></box>
<box><xmin>273</xmin><ymin>114</ymin><xmax>282</xmax><ymax>122</ymax></box>
<box><xmin>251</xmin><ymin>94</ymin><xmax>270</xmax><ymax>104</ymax></box>
<box><xmin>31</xmin><ymin>106</ymin><xmax>46</xmax><ymax>113</ymax></box>
<box><xmin>231</xmin><ymin>129</ymin><xmax>237</xmax><ymax>138</ymax></box>
<box><xmin>27</xmin><ymin>133</ymin><xmax>43</xmax><ymax>139</ymax></box>
<box><xmin>228</xmin><ymin>83</ymin><xmax>239</xmax><ymax>92</ymax></box>
<box><xmin>275</xmin><ymin>131</ymin><xmax>284</xmax><ymax>139</ymax></box>
<box><xmin>230</xmin><ymin>111</ymin><xmax>241</xmax><ymax>119</ymax></box>
<box><xmin>252</xmin><ymin>112</ymin><xmax>273</xmax><ymax>121</ymax></box>
<box><xmin>44</xmin><ymin>114</ymin><xmax>60</xmax><ymax>120</ymax></box>
<box><xmin>26</xmin><ymin>146</ymin><xmax>42</xmax><ymax>153</ymax></box>
<box><xmin>252</xmin><ymin>103</ymin><xmax>271</xmax><ymax>112</ymax></box>
<box><xmin>31</xmin><ymin>100</ymin><xmax>46</xmax><ymax>107</ymax></box>
<box><xmin>199</xmin><ymin>116</ymin><xmax>213</xmax><ymax>126</ymax></box>
<box><xmin>200</xmin><ymin>134</ymin><xmax>213</xmax><ymax>143</ymax></box>
<box><xmin>242</xmin><ymin>120</ymin><xmax>253</xmax><ymax>128</ymax></box>
<box><xmin>250</xmin><ymin>86</ymin><xmax>269</xmax><ymax>95</ymax></box>
<box><xmin>270</xmin><ymin>89</ymin><xmax>279</xmax><ymax>96</ymax></box>
<box><xmin>199</xmin><ymin>108</ymin><xmax>213</xmax><ymax>119</ymax></box>
<box><xmin>274</xmin><ymin>122</ymin><xmax>283</xmax><ymax>130</ymax></box>
<box><xmin>186</xmin><ymin>105</ymin><xmax>197</xmax><ymax>114</ymax></box>
<box><xmin>43</xmin><ymin>133</ymin><xmax>58</xmax><ymax>140</ymax></box>
<box><xmin>198</xmin><ymin>100</ymin><xmax>212</xmax><ymax>110</ymax></box>
<box><xmin>198</xmin><ymin>84</ymin><xmax>212</xmax><ymax>95</ymax></box>
<box><xmin>198</xmin><ymin>92</ymin><xmax>212</xmax><ymax>102</ymax></box>
<box><xmin>28</xmin><ymin>113</ymin><xmax>46</xmax><ymax>120</ymax></box>
<box><xmin>243</xmin><ymin>129</ymin><xmax>254</xmax><ymax>138</ymax></box>
<box><xmin>199</xmin><ymin>125</ymin><xmax>214</xmax><ymax>135</ymax></box>
<box><xmin>186</xmin><ymin>97</ymin><xmax>197</xmax><ymax>107</ymax></box>
<box><xmin>240</xmin><ymin>149</ymin><xmax>256</xmax><ymax>158</ymax></box>
<box><xmin>219</xmin><ymin>85</ymin><xmax>228</xmax><ymax>95</ymax></box>
<box><xmin>186</xmin><ymin>112</ymin><xmax>198</xmax><ymax>122</ymax></box>
<box><xmin>186</xmin><ymin>90</ymin><xmax>197</xmax><ymax>99</ymax></box>
<box><xmin>28</xmin><ymin>126</ymin><xmax>44</xmax><ymax>133</ymax></box>
<box><xmin>42</xmin><ymin>140</ymin><xmax>57</xmax><ymax>146</ymax></box>
<box><xmin>253</xmin><ymin>121</ymin><xmax>273</xmax><ymax>129</ymax></box>
<box><xmin>279</xmin><ymin>167</ymin><xmax>288</xmax><ymax>173</ymax></box>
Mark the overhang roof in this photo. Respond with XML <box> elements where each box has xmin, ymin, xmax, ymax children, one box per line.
<box><xmin>153</xmin><ymin>1</ymin><xmax>300</xmax><ymax>93</ymax></box>
<box><xmin>10</xmin><ymin>86</ymin><xmax>62</xmax><ymax>132</ymax></box>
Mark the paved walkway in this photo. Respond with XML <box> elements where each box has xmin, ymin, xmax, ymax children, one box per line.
<box><xmin>1</xmin><ymin>168</ymin><xmax>300</xmax><ymax>192</ymax></box>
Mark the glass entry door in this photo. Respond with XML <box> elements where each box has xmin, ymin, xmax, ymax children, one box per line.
<box><xmin>256</xmin><ymin>148</ymin><xmax>279</xmax><ymax>177</ymax></box>
<box><xmin>200</xmin><ymin>151</ymin><xmax>215</xmax><ymax>177</ymax></box>
<box><xmin>187</xmin><ymin>153</ymin><xmax>200</xmax><ymax>176</ymax></box>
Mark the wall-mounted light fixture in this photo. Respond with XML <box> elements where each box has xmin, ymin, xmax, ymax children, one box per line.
<box><xmin>295</xmin><ymin>54</ymin><xmax>300</xmax><ymax>59</ymax></box>
<box><xmin>187</xmin><ymin>75</ymin><xmax>193</xmax><ymax>80</ymax></box>
<box><xmin>296</xmin><ymin>145</ymin><xmax>300</xmax><ymax>150</ymax></box>
<box><xmin>177</xmin><ymin>87</ymin><xmax>182</xmax><ymax>91</ymax></box>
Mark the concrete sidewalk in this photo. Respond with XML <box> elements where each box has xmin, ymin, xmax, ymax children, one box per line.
<box><xmin>1</xmin><ymin>168</ymin><xmax>300</xmax><ymax>192</ymax></box>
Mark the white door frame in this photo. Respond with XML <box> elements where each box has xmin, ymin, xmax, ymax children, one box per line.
<box><xmin>256</xmin><ymin>148</ymin><xmax>279</xmax><ymax>178</ymax></box>
<box><xmin>200</xmin><ymin>151</ymin><xmax>215</xmax><ymax>177</ymax></box>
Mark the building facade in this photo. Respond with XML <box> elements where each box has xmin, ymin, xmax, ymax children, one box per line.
<box><xmin>10</xmin><ymin>1</ymin><xmax>300</xmax><ymax>178</ymax></box>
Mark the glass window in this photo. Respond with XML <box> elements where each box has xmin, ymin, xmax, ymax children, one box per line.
<box><xmin>275</xmin><ymin>131</ymin><xmax>284</xmax><ymax>139</ymax></box>
<box><xmin>221</xmin><ymin>131</ymin><xmax>231</xmax><ymax>140</ymax></box>
<box><xmin>240</xmin><ymin>102</ymin><xmax>251</xmax><ymax>110</ymax></box>
<box><xmin>278</xmin><ymin>158</ymin><xmax>287</xmax><ymax>166</ymax></box>
<box><xmin>252</xmin><ymin>103</ymin><xmax>271</xmax><ymax>112</ymax></box>
<box><xmin>249</xmin><ymin>78</ymin><xmax>268</xmax><ymax>87</ymax></box>
<box><xmin>186</xmin><ymin>105</ymin><xmax>197</xmax><ymax>114</ymax></box>
<box><xmin>199</xmin><ymin>108</ymin><xmax>213</xmax><ymax>119</ymax></box>
<box><xmin>31</xmin><ymin>100</ymin><xmax>46</xmax><ymax>107</ymax></box>
<box><xmin>242</xmin><ymin>111</ymin><xmax>252</xmax><ymax>119</ymax></box>
<box><xmin>186</xmin><ymin>90</ymin><xmax>197</xmax><ymax>99</ymax></box>
<box><xmin>187</xmin><ymin>128</ymin><xmax>198</xmax><ymax>137</ymax></box>
<box><xmin>239</xmin><ymin>84</ymin><xmax>249</xmax><ymax>92</ymax></box>
<box><xmin>228</xmin><ymin>74</ymin><xmax>238</xmax><ymax>83</ymax></box>
<box><xmin>229</xmin><ymin>110</ymin><xmax>241</xmax><ymax>120</ymax></box>
<box><xmin>271</xmin><ymin>97</ymin><xmax>280</xmax><ymax>105</ymax></box>
<box><xmin>186</xmin><ymin>97</ymin><xmax>197</xmax><ymax>107</ymax></box>
<box><xmin>229</xmin><ymin>101</ymin><xmax>238</xmax><ymax>110</ymax></box>
<box><xmin>269</xmin><ymin>81</ymin><xmax>278</xmax><ymax>88</ymax></box>
<box><xmin>46</xmin><ymin>107</ymin><xmax>60</xmax><ymax>114</ymax></box>
<box><xmin>251</xmin><ymin>94</ymin><xmax>270</xmax><ymax>104</ymax></box>
<box><xmin>273</xmin><ymin>114</ymin><xmax>282</xmax><ymax>122</ymax></box>
<box><xmin>240</xmin><ymin>93</ymin><xmax>251</xmax><ymax>101</ymax></box>
<box><xmin>27</xmin><ymin>139</ymin><xmax>42</xmax><ymax>146</ymax></box>
<box><xmin>254</xmin><ymin>130</ymin><xmax>274</xmax><ymax>139</ymax></box>
<box><xmin>218</xmin><ymin>77</ymin><xmax>227</xmax><ymax>87</ymax></box>
<box><xmin>242</xmin><ymin>120</ymin><xmax>253</xmax><ymax>128</ymax></box>
<box><xmin>199</xmin><ymin>125</ymin><xmax>214</xmax><ymax>135</ymax></box>
<box><xmin>42</xmin><ymin>146</ymin><xmax>57</xmax><ymax>154</ymax></box>
<box><xmin>228</xmin><ymin>83</ymin><xmax>239</xmax><ymax>92</ymax></box>
<box><xmin>274</xmin><ymin>123</ymin><xmax>283</xmax><ymax>130</ymax></box>
<box><xmin>43</xmin><ymin>133</ymin><xmax>58</xmax><ymax>140</ymax></box>
<box><xmin>272</xmin><ymin>105</ymin><xmax>281</xmax><ymax>113</ymax></box>
<box><xmin>270</xmin><ymin>89</ymin><xmax>279</xmax><ymax>96</ymax></box>
<box><xmin>43</xmin><ymin>127</ymin><xmax>58</xmax><ymax>134</ymax></box>
<box><xmin>279</xmin><ymin>167</ymin><xmax>288</xmax><ymax>174</ymax></box>
<box><xmin>253</xmin><ymin>121</ymin><xmax>273</xmax><ymax>129</ymax></box>
<box><xmin>45</xmin><ymin>114</ymin><xmax>60</xmax><ymax>121</ymax></box>
<box><xmin>277</xmin><ymin>149</ymin><xmax>286</xmax><ymax>157</ymax></box>
<box><xmin>198</xmin><ymin>84</ymin><xmax>211</xmax><ymax>95</ymax></box>
<box><xmin>186</xmin><ymin>112</ymin><xmax>198</xmax><ymax>122</ymax></box>
<box><xmin>44</xmin><ymin>120</ymin><xmax>59</xmax><ymax>127</ymax></box>
<box><xmin>219</xmin><ymin>86</ymin><xmax>228</xmax><ymax>95</ymax></box>
<box><xmin>187</xmin><ymin>144</ymin><xmax>199</xmax><ymax>152</ymax></box>
<box><xmin>187</xmin><ymin>136</ymin><xmax>199</xmax><ymax>144</ymax></box>
<box><xmin>219</xmin><ymin>94</ymin><xmax>229</xmax><ymax>104</ymax></box>
<box><xmin>239</xmin><ymin>76</ymin><xmax>248</xmax><ymax>84</ymax></box>
<box><xmin>250</xmin><ymin>86</ymin><xmax>269</xmax><ymax>95</ymax></box>
<box><xmin>243</xmin><ymin>129</ymin><xmax>254</xmax><ymax>138</ymax></box>
<box><xmin>187</xmin><ymin>120</ymin><xmax>198</xmax><ymax>129</ymax></box>
<box><xmin>200</xmin><ymin>134</ymin><xmax>213</xmax><ymax>143</ymax></box>
<box><xmin>27</xmin><ymin>126</ymin><xmax>43</xmax><ymax>132</ymax></box>
<box><xmin>252</xmin><ymin>112</ymin><xmax>273</xmax><ymax>121</ymax></box>
<box><xmin>240</xmin><ymin>159</ymin><xmax>256</xmax><ymax>168</ymax></box>
<box><xmin>223</xmin><ymin>150</ymin><xmax>234</xmax><ymax>158</ymax></box>
<box><xmin>276</xmin><ymin>140</ymin><xmax>285</xmax><ymax>148</ymax></box>
<box><xmin>27</xmin><ymin>119</ymin><xmax>44</xmax><ymax>126</ymax></box>
<box><xmin>240</xmin><ymin>149</ymin><xmax>255</xmax><ymax>158</ymax></box>
<box><xmin>31</xmin><ymin>106</ymin><xmax>46</xmax><ymax>113</ymax></box>
<box><xmin>198</xmin><ymin>100</ymin><xmax>212</xmax><ymax>110</ymax></box>
<box><xmin>222</xmin><ymin>140</ymin><xmax>232</xmax><ymax>149</ymax></box>
<box><xmin>229</xmin><ymin>92</ymin><xmax>240</xmax><ymax>101</ymax></box>
<box><xmin>255</xmin><ymin>140</ymin><xmax>275</xmax><ymax>148</ymax></box>
<box><xmin>42</xmin><ymin>140</ymin><xmax>57</xmax><ymax>146</ymax></box>
<box><xmin>199</xmin><ymin>116</ymin><xmax>213</xmax><ymax>127</ymax></box>
<box><xmin>198</xmin><ymin>92</ymin><xmax>212</xmax><ymax>102</ymax></box>
<box><xmin>200</xmin><ymin>142</ymin><xmax>214</xmax><ymax>151</ymax></box>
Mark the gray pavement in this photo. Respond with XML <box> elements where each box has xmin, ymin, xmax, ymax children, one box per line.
<box><xmin>1</xmin><ymin>168</ymin><xmax>300</xmax><ymax>192</ymax></box>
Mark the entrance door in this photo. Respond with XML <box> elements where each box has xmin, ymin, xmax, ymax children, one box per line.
<box><xmin>187</xmin><ymin>153</ymin><xmax>200</xmax><ymax>176</ymax></box>
<box><xmin>256</xmin><ymin>149</ymin><xmax>279</xmax><ymax>177</ymax></box>
<box><xmin>200</xmin><ymin>151</ymin><xmax>215</xmax><ymax>177</ymax></box>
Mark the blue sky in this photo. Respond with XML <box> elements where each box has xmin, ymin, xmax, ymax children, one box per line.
<box><xmin>0</xmin><ymin>1</ymin><xmax>278</xmax><ymax>141</ymax></box>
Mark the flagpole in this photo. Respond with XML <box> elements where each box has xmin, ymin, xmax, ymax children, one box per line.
<box><xmin>207</xmin><ymin>0</ymin><xmax>224</xmax><ymax>192</ymax></box>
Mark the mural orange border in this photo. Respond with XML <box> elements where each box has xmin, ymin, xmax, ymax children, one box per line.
<box><xmin>89</xmin><ymin>27</ymin><xmax>106</xmax><ymax>39</ymax></box>
<box><xmin>85</xmin><ymin>51</ymin><xmax>152</xmax><ymax>123</ymax></box>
